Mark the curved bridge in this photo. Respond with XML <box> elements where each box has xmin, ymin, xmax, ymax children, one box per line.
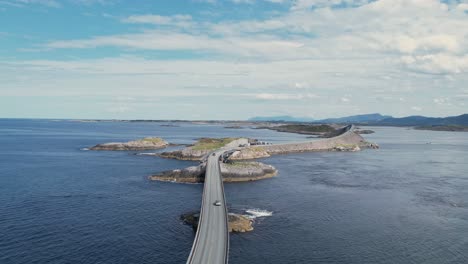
<box><xmin>186</xmin><ymin>150</ymin><xmax>229</xmax><ymax>264</ymax></box>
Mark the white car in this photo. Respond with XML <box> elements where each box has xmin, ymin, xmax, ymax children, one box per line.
<box><xmin>213</xmin><ymin>200</ymin><xmax>221</xmax><ymax>206</ymax></box>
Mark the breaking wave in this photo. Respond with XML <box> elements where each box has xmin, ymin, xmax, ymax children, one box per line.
<box><xmin>245</xmin><ymin>209</ymin><xmax>273</xmax><ymax>219</ymax></box>
<box><xmin>136</xmin><ymin>152</ymin><xmax>158</xmax><ymax>156</ymax></box>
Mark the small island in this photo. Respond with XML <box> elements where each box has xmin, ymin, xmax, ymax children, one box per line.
<box><xmin>152</xmin><ymin>125</ymin><xmax>378</xmax><ymax>183</ymax></box>
<box><xmin>150</xmin><ymin>161</ymin><xmax>277</xmax><ymax>183</ymax></box>
<box><xmin>90</xmin><ymin>137</ymin><xmax>169</xmax><ymax>151</ymax></box>
<box><xmin>355</xmin><ymin>129</ymin><xmax>375</xmax><ymax>134</ymax></box>
<box><xmin>182</xmin><ymin>211</ymin><xmax>254</xmax><ymax>233</ymax></box>
<box><xmin>159</xmin><ymin>137</ymin><xmax>245</xmax><ymax>160</ymax></box>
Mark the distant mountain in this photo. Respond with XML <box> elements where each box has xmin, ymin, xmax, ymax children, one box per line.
<box><xmin>369</xmin><ymin>114</ymin><xmax>468</xmax><ymax>126</ymax></box>
<box><xmin>248</xmin><ymin>113</ymin><xmax>468</xmax><ymax>127</ymax></box>
<box><xmin>317</xmin><ymin>113</ymin><xmax>392</xmax><ymax>124</ymax></box>
<box><xmin>248</xmin><ymin>115</ymin><xmax>314</xmax><ymax>122</ymax></box>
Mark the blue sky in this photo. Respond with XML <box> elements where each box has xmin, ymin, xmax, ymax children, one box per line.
<box><xmin>1</xmin><ymin>0</ymin><xmax>468</xmax><ymax>120</ymax></box>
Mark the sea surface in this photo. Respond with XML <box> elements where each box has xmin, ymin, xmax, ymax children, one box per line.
<box><xmin>1</xmin><ymin>119</ymin><xmax>467</xmax><ymax>264</ymax></box>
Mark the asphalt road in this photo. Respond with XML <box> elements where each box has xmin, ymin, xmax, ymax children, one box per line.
<box><xmin>186</xmin><ymin>150</ymin><xmax>229</xmax><ymax>264</ymax></box>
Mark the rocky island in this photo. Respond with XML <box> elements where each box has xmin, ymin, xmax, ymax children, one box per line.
<box><xmin>159</xmin><ymin>137</ymin><xmax>246</xmax><ymax>161</ymax></box>
<box><xmin>355</xmin><ymin>129</ymin><xmax>375</xmax><ymax>134</ymax></box>
<box><xmin>229</xmin><ymin>125</ymin><xmax>379</xmax><ymax>159</ymax></box>
<box><xmin>151</xmin><ymin>125</ymin><xmax>377</xmax><ymax>183</ymax></box>
<box><xmin>182</xmin><ymin>211</ymin><xmax>254</xmax><ymax>233</ymax></box>
<box><xmin>90</xmin><ymin>137</ymin><xmax>169</xmax><ymax>151</ymax></box>
<box><xmin>150</xmin><ymin>161</ymin><xmax>277</xmax><ymax>183</ymax></box>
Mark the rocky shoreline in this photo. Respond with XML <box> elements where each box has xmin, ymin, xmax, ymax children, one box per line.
<box><xmin>181</xmin><ymin>211</ymin><xmax>254</xmax><ymax>233</ymax></box>
<box><xmin>150</xmin><ymin>161</ymin><xmax>277</xmax><ymax>183</ymax></box>
<box><xmin>158</xmin><ymin>125</ymin><xmax>378</xmax><ymax>162</ymax></box>
<box><xmin>159</xmin><ymin>137</ymin><xmax>247</xmax><ymax>161</ymax></box>
<box><xmin>90</xmin><ymin>137</ymin><xmax>169</xmax><ymax>151</ymax></box>
<box><xmin>355</xmin><ymin>129</ymin><xmax>375</xmax><ymax>134</ymax></box>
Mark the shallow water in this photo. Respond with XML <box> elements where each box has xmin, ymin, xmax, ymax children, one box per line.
<box><xmin>1</xmin><ymin>120</ymin><xmax>467</xmax><ymax>264</ymax></box>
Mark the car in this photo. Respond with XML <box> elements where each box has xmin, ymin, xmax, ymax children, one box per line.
<box><xmin>212</xmin><ymin>153</ymin><xmax>216</xmax><ymax>156</ymax></box>
<box><xmin>213</xmin><ymin>200</ymin><xmax>221</xmax><ymax>206</ymax></box>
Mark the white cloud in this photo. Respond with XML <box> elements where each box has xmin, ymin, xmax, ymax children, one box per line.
<box><xmin>5</xmin><ymin>0</ymin><xmax>468</xmax><ymax>118</ymax></box>
<box><xmin>192</xmin><ymin>0</ymin><xmax>217</xmax><ymax>3</ymax></box>
<box><xmin>122</xmin><ymin>14</ymin><xmax>192</xmax><ymax>26</ymax></box>
<box><xmin>8</xmin><ymin>0</ymin><xmax>60</xmax><ymax>7</ymax></box>
<box><xmin>231</xmin><ymin>0</ymin><xmax>255</xmax><ymax>3</ymax></box>
<box><xmin>433</xmin><ymin>97</ymin><xmax>452</xmax><ymax>106</ymax></box>
<box><xmin>39</xmin><ymin>0</ymin><xmax>468</xmax><ymax>76</ymax></box>
<box><xmin>457</xmin><ymin>3</ymin><xmax>468</xmax><ymax>12</ymax></box>
<box><xmin>255</xmin><ymin>93</ymin><xmax>318</xmax><ymax>100</ymax></box>
<box><xmin>0</xmin><ymin>0</ymin><xmax>112</xmax><ymax>7</ymax></box>
<box><xmin>402</xmin><ymin>54</ymin><xmax>468</xmax><ymax>74</ymax></box>
<box><xmin>291</xmin><ymin>0</ymin><xmax>371</xmax><ymax>10</ymax></box>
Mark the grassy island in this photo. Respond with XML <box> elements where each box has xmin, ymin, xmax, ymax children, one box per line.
<box><xmin>192</xmin><ymin>138</ymin><xmax>239</xmax><ymax>150</ymax></box>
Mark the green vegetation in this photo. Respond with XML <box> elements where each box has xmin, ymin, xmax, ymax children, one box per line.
<box><xmin>225</xmin><ymin>161</ymin><xmax>260</xmax><ymax>168</ymax></box>
<box><xmin>138</xmin><ymin>137</ymin><xmax>165</xmax><ymax>143</ymax></box>
<box><xmin>191</xmin><ymin>137</ymin><xmax>238</xmax><ymax>150</ymax></box>
<box><xmin>250</xmin><ymin>146</ymin><xmax>266</xmax><ymax>152</ymax></box>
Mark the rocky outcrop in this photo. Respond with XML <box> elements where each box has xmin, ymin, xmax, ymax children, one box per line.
<box><xmin>149</xmin><ymin>161</ymin><xmax>277</xmax><ymax>183</ymax></box>
<box><xmin>90</xmin><ymin>137</ymin><xmax>169</xmax><ymax>151</ymax></box>
<box><xmin>228</xmin><ymin>147</ymin><xmax>270</xmax><ymax>160</ymax></box>
<box><xmin>220</xmin><ymin>161</ymin><xmax>277</xmax><ymax>182</ymax></box>
<box><xmin>159</xmin><ymin>149</ymin><xmax>209</xmax><ymax>161</ymax></box>
<box><xmin>181</xmin><ymin>212</ymin><xmax>254</xmax><ymax>233</ymax></box>
<box><xmin>232</xmin><ymin>126</ymin><xmax>378</xmax><ymax>159</ymax></box>
<box><xmin>149</xmin><ymin>165</ymin><xmax>206</xmax><ymax>183</ymax></box>
<box><xmin>355</xmin><ymin>129</ymin><xmax>375</xmax><ymax>134</ymax></box>
<box><xmin>160</xmin><ymin>138</ymin><xmax>249</xmax><ymax>161</ymax></box>
<box><xmin>332</xmin><ymin>144</ymin><xmax>361</xmax><ymax>152</ymax></box>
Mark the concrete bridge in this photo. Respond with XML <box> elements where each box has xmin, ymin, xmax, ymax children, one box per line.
<box><xmin>186</xmin><ymin>149</ymin><xmax>230</xmax><ymax>264</ymax></box>
<box><xmin>185</xmin><ymin>125</ymin><xmax>359</xmax><ymax>263</ymax></box>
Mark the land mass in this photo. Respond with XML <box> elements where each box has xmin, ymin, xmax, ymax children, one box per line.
<box><xmin>255</xmin><ymin>124</ymin><xmax>336</xmax><ymax>136</ymax></box>
<box><xmin>151</xmin><ymin>125</ymin><xmax>378</xmax><ymax>183</ymax></box>
<box><xmin>159</xmin><ymin>137</ymin><xmax>245</xmax><ymax>161</ymax></box>
<box><xmin>159</xmin><ymin>125</ymin><xmax>377</xmax><ymax>162</ymax></box>
<box><xmin>150</xmin><ymin>161</ymin><xmax>277</xmax><ymax>183</ymax></box>
<box><xmin>414</xmin><ymin>125</ymin><xmax>468</xmax><ymax>132</ymax></box>
<box><xmin>355</xmin><ymin>129</ymin><xmax>375</xmax><ymax>134</ymax></box>
<box><xmin>248</xmin><ymin>113</ymin><xmax>468</xmax><ymax>128</ymax></box>
<box><xmin>90</xmin><ymin>137</ymin><xmax>169</xmax><ymax>151</ymax></box>
<box><xmin>181</xmin><ymin>211</ymin><xmax>254</xmax><ymax>233</ymax></box>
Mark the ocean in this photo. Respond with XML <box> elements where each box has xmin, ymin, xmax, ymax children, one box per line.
<box><xmin>1</xmin><ymin>119</ymin><xmax>467</xmax><ymax>264</ymax></box>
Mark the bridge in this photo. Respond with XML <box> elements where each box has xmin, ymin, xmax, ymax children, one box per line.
<box><xmin>186</xmin><ymin>149</ymin><xmax>230</xmax><ymax>264</ymax></box>
<box><xmin>185</xmin><ymin>127</ymin><xmax>358</xmax><ymax>263</ymax></box>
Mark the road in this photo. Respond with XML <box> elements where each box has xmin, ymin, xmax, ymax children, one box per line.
<box><xmin>186</xmin><ymin>150</ymin><xmax>229</xmax><ymax>264</ymax></box>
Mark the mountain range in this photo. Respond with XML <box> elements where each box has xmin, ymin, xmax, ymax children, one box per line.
<box><xmin>248</xmin><ymin>113</ymin><xmax>468</xmax><ymax>126</ymax></box>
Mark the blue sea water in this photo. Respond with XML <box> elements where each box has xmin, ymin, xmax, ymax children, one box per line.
<box><xmin>1</xmin><ymin>119</ymin><xmax>467</xmax><ymax>264</ymax></box>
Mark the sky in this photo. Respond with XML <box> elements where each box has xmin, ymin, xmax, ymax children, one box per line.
<box><xmin>1</xmin><ymin>0</ymin><xmax>468</xmax><ymax>120</ymax></box>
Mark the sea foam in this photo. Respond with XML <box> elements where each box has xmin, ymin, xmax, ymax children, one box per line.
<box><xmin>245</xmin><ymin>209</ymin><xmax>273</xmax><ymax>219</ymax></box>
<box><xmin>136</xmin><ymin>152</ymin><xmax>158</xmax><ymax>156</ymax></box>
